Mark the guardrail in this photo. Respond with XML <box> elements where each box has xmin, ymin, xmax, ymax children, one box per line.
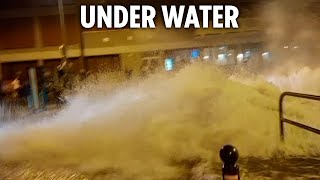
<box><xmin>279</xmin><ymin>91</ymin><xmax>320</xmax><ymax>141</ymax></box>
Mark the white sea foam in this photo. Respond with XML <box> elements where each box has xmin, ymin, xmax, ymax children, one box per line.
<box><xmin>0</xmin><ymin>63</ymin><xmax>319</xmax><ymax>179</ymax></box>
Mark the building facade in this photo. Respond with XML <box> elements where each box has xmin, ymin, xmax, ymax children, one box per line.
<box><xmin>0</xmin><ymin>0</ymin><xmax>265</xmax><ymax>81</ymax></box>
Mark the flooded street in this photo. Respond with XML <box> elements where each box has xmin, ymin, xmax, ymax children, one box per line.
<box><xmin>0</xmin><ymin>64</ymin><xmax>320</xmax><ymax>179</ymax></box>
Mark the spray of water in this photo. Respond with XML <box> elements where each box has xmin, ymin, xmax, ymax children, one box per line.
<box><xmin>0</xmin><ymin>101</ymin><xmax>28</xmax><ymax>125</ymax></box>
<box><xmin>0</xmin><ymin>63</ymin><xmax>319</xmax><ymax>179</ymax></box>
<box><xmin>266</xmin><ymin>66</ymin><xmax>320</xmax><ymax>94</ymax></box>
<box><xmin>0</xmin><ymin>1</ymin><xmax>319</xmax><ymax>179</ymax></box>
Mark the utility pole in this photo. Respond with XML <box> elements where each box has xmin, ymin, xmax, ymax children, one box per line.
<box><xmin>77</xmin><ymin>0</ymin><xmax>87</xmax><ymax>70</ymax></box>
<box><xmin>58</xmin><ymin>0</ymin><xmax>67</xmax><ymax>63</ymax></box>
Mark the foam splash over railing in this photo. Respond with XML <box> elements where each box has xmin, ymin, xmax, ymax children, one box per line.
<box><xmin>267</xmin><ymin>66</ymin><xmax>320</xmax><ymax>95</ymax></box>
<box><xmin>0</xmin><ymin>63</ymin><xmax>319</xmax><ymax>179</ymax></box>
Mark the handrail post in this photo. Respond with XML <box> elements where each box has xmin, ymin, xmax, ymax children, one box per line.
<box><xmin>220</xmin><ymin>145</ymin><xmax>240</xmax><ymax>180</ymax></box>
<box><xmin>279</xmin><ymin>91</ymin><xmax>320</xmax><ymax>142</ymax></box>
<box><xmin>279</xmin><ymin>93</ymin><xmax>285</xmax><ymax>142</ymax></box>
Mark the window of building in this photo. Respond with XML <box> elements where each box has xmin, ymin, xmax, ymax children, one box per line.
<box><xmin>165</xmin><ymin>58</ymin><xmax>175</xmax><ymax>71</ymax></box>
<box><xmin>191</xmin><ymin>49</ymin><xmax>200</xmax><ymax>59</ymax></box>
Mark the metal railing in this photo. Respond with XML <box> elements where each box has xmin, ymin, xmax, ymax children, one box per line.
<box><xmin>279</xmin><ymin>91</ymin><xmax>320</xmax><ymax>141</ymax></box>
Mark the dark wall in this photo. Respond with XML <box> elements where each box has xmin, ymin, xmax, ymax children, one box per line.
<box><xmin>0</xmin><ymin>1</ymin><xmax>34</xmax><ymax>10</ymax></box>
<box><xmin>0</xmin><ymin>14</ymin><xmax>80</xmax><ymax>49</ymax></box>
<box><xmin>40</xmin><ymin>16</ymin><xmax>62</xmax><ymax>47</ymax></box>
<box><xmin>40</xmin><ymin>15</ymin><xmax>80</xmax><ymax>46</ymax></box>
<box><xmin>0</xmin><ymin>0</ymin><xmax>76</xmax><ymax>10</ymax></box>
<box><xmin>2</xmin><ymin>61</ymin><xmax>37</xmax><ymax>81</ymax></box>
<box><xmin>0</xmin><ymin>18</ymin><xmax>35</xmax><ymax>49</ymax></box>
